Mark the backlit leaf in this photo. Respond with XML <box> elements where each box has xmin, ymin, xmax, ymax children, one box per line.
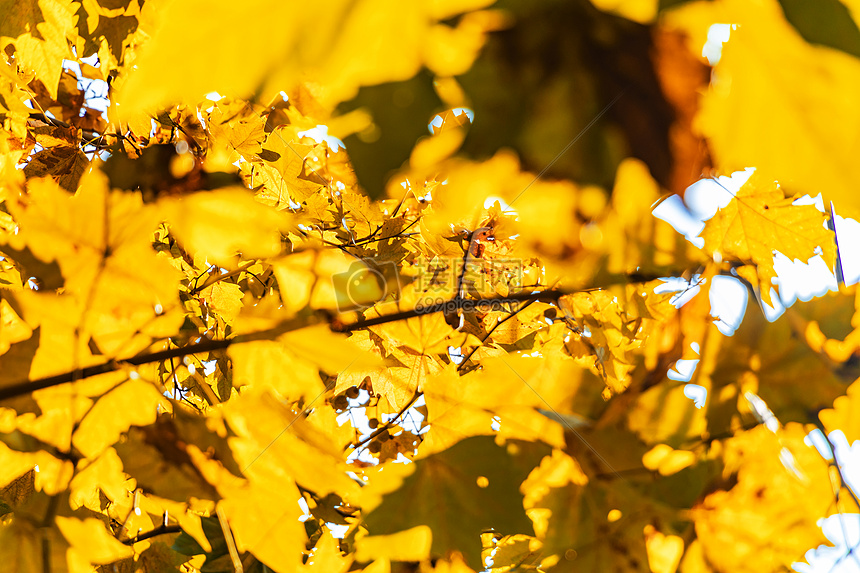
<box><xmin>362</xmin><ymin>436</ymin><xmax>551</xmax><ymax>570</ymax></box>
<box><xmin>700</xmin><ymin>170</ymin><xmax>835</xmax><ymax>305</ymax></box>
<box><xmin>161</xmin><ymin>188</ymin><xmax>294</xmax><ymax>266</ymax></box>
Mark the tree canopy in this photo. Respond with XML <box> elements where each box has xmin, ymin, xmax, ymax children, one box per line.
<box><xmin>0</xmin><ymin>0</ymin><xmax>858</xmax><ymax>571</ymax></box>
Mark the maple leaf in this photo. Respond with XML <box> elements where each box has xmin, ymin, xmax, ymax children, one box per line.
<box><xmin>700</xmin><ymin>170</ymin><xmax>836</xmax><ymax>305</ymax></box>
<box><xmin>204</xmin><ymin>99</ymin><xmax>267</xmax><ymax>169</ymax></box>
<box><xmin>693</xmin><ymin>424</ymin><xmax>833</xmax><ymax>572</ymax></box>
<box><xmin>161</xmin><ymin>187</ymin><xmax>294</xmax><ymax>266</ymax></box>
<box><xmin>361</xmin><ymin>437</ymin><xmax>550</xmax><ymax>570</ymax></box>
<box><xmin>668</xmin><ymin>0</ymin><xmax>860</xmax><ymax>218</ymax></box>
<box><xmin>819</xmin><ymin>377</ymin><xmax>860</xmax><ymax>444</ymax></box>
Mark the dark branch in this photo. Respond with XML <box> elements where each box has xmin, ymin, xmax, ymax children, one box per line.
<box><xmin>28</xmin><ymin>112</ymin><xmax>109</xmax><ymax>147</ymax></box>
<box><xmin>0</xmin><ymin>271</ymin><xmax>675</xmax><ymax>403</ymax></box>
<box><xmin>121</xmin><ymin>524</ymin><xmax>183</xmax><ymax>545</ymax></box>
<box><xmin>0</xmin><ymin>337</ymin><xmax>233</xmax><ymax>403</ymax></box>
<box><xmin>457</xmin><ymin>298</ymin><xmax>538</xmax><ymax>373</ymax></box>
<box><xmin>815</xmin><ymin>419</ymin><xmax>860</xmax><ymax>511</ymax></box>
<box><xmin>0</xmin><ymin>314</ymin><xmax>325</xmax><ymax>403</ymax></box>
<box><xmin>332</xmin><ymin>289</ymin><xmax>569</xmax><ymax>333</ymax></box>
<box><xmin>347</xmin><ymin>391</ymin><xmax>422</xmax><ymax>452</ymax></box>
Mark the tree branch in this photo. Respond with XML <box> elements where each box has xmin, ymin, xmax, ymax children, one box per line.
<box><xmin>332</xmin><ymin>289</ymin><xmax>569</xmax><ymax>333</ymax></box>
<box><xmin>333</xmin><ymin>269</ymin><xmax>682</xmax><ymax>333</ymax></box>
<box><xmin>0</xmin><ymin>314</ymin><xmax>325</xmax><ymax>403</ymax></box>
<box><xmin>121</xmin><ymin>524</ymin><xmax>183</xmax><ymax>546</ymax></box>
<box><xmin>189</xmin><ymin>260</ymin><xmax>256</xmax><ymax>295</ymax></box>
<box><xmin>28</xmin><ymin>112</ymin><xmax>110</xmax><ymax>147</ymax></box>
<box><xmin>457</xmin><ymin>298</ymin><xmax>539</xmax><ymax>373</ymax></box>
<box><xmin>347</xmin><ymin>391</ymin><xmax>422</xmax><ymax>453</ymax></box>
<box><xmin>815</xmin><ymin>419</ymin><xmax>860</xmax><ymax>511</ymax></box>
<box><xmin>0</xmin><ymin>271</ymin><xmax>674</xmax><ymax>403</ymax></box>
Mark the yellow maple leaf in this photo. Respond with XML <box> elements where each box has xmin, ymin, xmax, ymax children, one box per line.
<box><xmin>693</xmin><ymin>424</ymin><xmax>832</xmax><ymax>573</ymax></box>
<box><xmin>300</xmin><ymin>530</ymin><xmax>354</xmax><ymax>573</ymax></box>
<box><xmin>1</xmin><ymin>0</ymin><xmax>77</xmax><ymax>99</ymax></box>
<box><xmin>667</xmin><ymin>0</ymin><xmax>860</xmax><ymax>218</ymax></box>
<box><xmin>160</xmin><ymin>187</ymin><xmax>294</xmax><ymax>266</ymax></box>
<box><xmin>355</xmin><ymin>526</ymin><xmax>433</xmax><ymax>563</ymax></box>
<box><xmin>114</xmin><ymin>0</ymin><xmax>496</xmax><ymax>119</ymax></box>
<box><xmin>819</xmin><ymin>378</ymin><xmax>860</xmax><ymax>445</ymax></box>
<box><xmin>700</xmin><ymin>170</ymin><xmax>835</xmax><ymax>306</ymax></box>
<box><xmin>4</xmin><ymin>173</ymin><xmax>183</xmax><ymax>359</ymax></box>
<box><xmin>71</xmin><ymin>379</ymin><xmax>165</xmax><ymax>458</ymax></box>
<box><xmin>55</xmin><ymin>516</ymin><xmax>134</xmax><ymax>565</ymax></box>
<box><xmin>421</xmin><ymin>357</ymin><xmax>598</xmax><ymax>455</ymax></box>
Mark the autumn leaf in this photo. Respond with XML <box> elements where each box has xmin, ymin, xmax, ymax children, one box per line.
<box><xmin>693</xmin><ymin>424</ymin><xmax>833</xmax><ymax>572</ymax></box>
<box><xmin>1</xmin><ymin>0</ymin><xmax>77</xmax><ymax>99</ymax></box>
<box><xmin>72</xmin><ymin>379</ymin><xmax>165</xmax><ymax>458</ymax></box>
<box><xmin>819</xmin><ymin>378</ymin><xmax>860</xmax><ymax>444</ymax></box>
<box><xmin>23</xmin><ymin>145</ymin><xmax>88</xmax><ymax>191</ymax></box>
<box><xmin>700</xmin><ymin>170</ymin><xmax>836</xmax><ymax>305</ymax></box>
<box><xmin>420</xmin><ymin>357</ymin><xmax>602</xmax><ymax>454</ymax></box>
<box><xmin>668</xmin><ymin>0</ymin><xmax>860</xmax><ymax>217</ymax></box>
<box><xmin>113</xmin><ymin>0</ymin><xmax>496</xmax><ymax>119</ymax></box>
<box><xmin>161</xmin><ymin>187</ymin><xmax>295</xmax><ymax>266</ymax></box>
<box><xmin>361</xmin><ymin>437</ymin><xmax>550</xmax><ymax>570</ymax></box>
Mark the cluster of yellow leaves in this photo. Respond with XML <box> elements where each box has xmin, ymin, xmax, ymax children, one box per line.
<box><xmin>0</xmin><ymin>0</ymin><xmax>858</xmax><ymax>572</ymax></box>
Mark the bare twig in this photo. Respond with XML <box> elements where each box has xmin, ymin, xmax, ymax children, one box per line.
<box><xmin>190</xmin><ymin>261</ymin><xmax>256</xmax><ymax>295</ymax></box>
<box><xmin>347</xmin><ymin>391</ymin><xmax>422</xmax><ymax>452</ymax></box>
<box><xmin>120</xmin><ymin>524</ymin><xmax>183</xmax><ymax>546</ymax></box>
<box><xmin>457</xmin><ymin>298</ymin><xmax>538</xmax><ymax>373</ymax></box>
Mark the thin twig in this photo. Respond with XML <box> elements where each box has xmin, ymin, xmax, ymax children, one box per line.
<box><xmin>347</xmin><ymin>391</ymin><xmax>422</xmax><ymax>452</ymax></box>
<box><xmin>120</xmin><ymin>524</ymin><xmax>183</xmax><ymax>546</ymax></box>
<box><xmin>189</xmin><ymin>261</ymin><xmax>256</xmax><ymax>295</ymax></box>
<box><xmin>217</xmin><ymin>505</ymin><xmax>243</xmax><ymax>573</ymax></box>
<box><xmin>457</xmin><ymin>299</ymin><xmax>538</xmax><ymax>373</ymax></box>
<box><xmin>816</xmin><ymin>421</ymin><xmax>860</xmax><ymax>511</ymax></box>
